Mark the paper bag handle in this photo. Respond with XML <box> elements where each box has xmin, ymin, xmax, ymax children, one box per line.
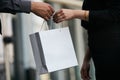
<box><xmin>40</xmin><ymin>19</ymin><xmax>65</xmax><ymax>31</ymax></box>
<box><xmin>40</xmin><ymin>20</ymin><xmax>49</xmax><ymax>31</ymax></box>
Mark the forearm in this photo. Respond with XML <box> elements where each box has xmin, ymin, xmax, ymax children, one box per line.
<box><xmin>73</xmin><ymin>10</ymin><xmax>89</xmax><ymax>21</ymax></box>
<box><xmin>83</xmin><ymin>48</ymin><xmax>91</xmax><ymax>63</ymax></box>
<box><xmin>53</xmin><ymin>9</ymin><xmax>89</xmax><ymax>23</ymax></box>
<box><xmin>0</xmin><ymin>0</ymin><xmax>31</xmax><ymax>14</ymax></box>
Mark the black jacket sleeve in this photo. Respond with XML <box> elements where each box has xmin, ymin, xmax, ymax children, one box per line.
<box><xmin>0</xmin><ymin>0</ymin><xmax>31</xmax><ymax>14</ymax></box>
<box><xmin>89</xmin><ymin>0</ymin><xmax>120</xmax><ymax>25</ymax></box>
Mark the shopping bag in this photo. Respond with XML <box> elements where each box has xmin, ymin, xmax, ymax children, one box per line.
<box><xmin>29</xmin><ymin>27</ymin><xmax>78</xmax><ymax>75</ymax></box>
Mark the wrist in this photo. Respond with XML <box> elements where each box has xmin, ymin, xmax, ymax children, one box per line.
<box><xmin>31</xmin><ymin>2</ymin><xmax>36</xmax><ymax>12</ymax></box>
<box><xmin>84</xmin><ymin>52</ymin><xmax>91</xmax><ymax>63</ymax></box>
<box><xmin>84</xmin><ymin>58</ymin><xmax>90</xmax><ymax>62</ymax></box>
<box><xmin>68</xmin><ymin>10</ymin><xmax>77</xmax><ymax>19</ymax></box>
<box><xmin>84</xmin><ymin>11</ymin><xmax>89</xmax><ymax>21</ymax></box>
<box><xmin>73</xmin><ymin>10</ymin><xmax>89</xmax><ymax>21</ymax></box>
<box><xmin>73</xmin><ymin>10</ymin><xmax>83</xmax><ymax>18</ymax></box>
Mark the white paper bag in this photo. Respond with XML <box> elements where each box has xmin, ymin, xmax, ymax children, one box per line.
<box><xmin>29</xmin><ymin>27</ymin><xmax>78</xmax><ymax>75</ymax></box>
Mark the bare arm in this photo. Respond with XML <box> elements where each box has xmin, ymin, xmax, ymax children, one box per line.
<box><xmin>53</xmin><ymin>9</ymin><xmax>89</xmax><ymax>23</ymax></box>
<box><xmin>83</xmin><ymin>48</ymin><xmax>91</xmax><ymax>63</ymax></box>
<box><xmin>81</xmin><ymin>48</ymin><xmax>91</xmax><ymax>80</ymax></box>
<box><xmin>54</xmin><ymin>0</ymin><xmax>120</xmax><ymax>24</ymax></box>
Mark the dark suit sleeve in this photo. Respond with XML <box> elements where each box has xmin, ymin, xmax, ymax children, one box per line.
<box><xmin>0</xmin><ymin>0</ymin><xmax>31</xmax><ymax>14</ymax></box>
<box><xmin>89</xmin><ymin>0</ymin><xmax>120</xmax><ymax>24</ymax></box>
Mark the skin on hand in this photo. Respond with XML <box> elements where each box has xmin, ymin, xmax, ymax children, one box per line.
<box><xmin>53</xmin><ymin>9</ymin><xmax>75</xmax><ymax>23</ymax></box>
<box><xmin>53</xmin><ymin>9</ymin><xmax>89</xmax><ymax>23</ymax></box>
<box><xmin>81</xmin><ymin>61</ymin><xmax>91</xmax><ymax>80</ymax></box>
<box><xmin>31</xmin><ymin>2</ymin><xmax>54</xmax><ymax>21</ymax></box>
<box><xmin>81</xmin><ymin>48</ymin><xmax>91</xmax><ymax>80</ymax></box>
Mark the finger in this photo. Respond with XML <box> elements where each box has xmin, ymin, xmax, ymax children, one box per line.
<box><xmin>53</xmin><ymin>10</ymin><xmax>63</xmax><ymax>18</ymax></box>
<box><xmin>47</xmin><ymin>7</ymin><xmax>55</xmax><ymax>16</ymax></box>
<box><xmin>84</xmin><ymin>70</ymin><xmax>88</xmax><ymax>78</ymax></box>
<box><xmin>87</xmin><ymin>64</ymin><xmax>90</xmax><ymax>79</ymax></box>
<box><xmin>47</xmin><ymin>13</ymin><xmax>51</xmax><ymax>19</ymax></box>
<box><xmin>43</xmin><ymin>15</ymin><xmax>50</xmax><ymax>21</ymax></box>
<box><xmin>53</xmin><ymin>17</ymin><xmax>64</xmax><ymax>23</ymax></box>
<box><xmin>53</xmin><ymin>19</ymin><xmax>60</xmax><ymax>23</ymax></box>
<box><xmin>45</xmin><ymin>11</ymin><xmax>51</xmax><ymax>20</ymax></box>
<box><xmin>56</xmin><ymin>19</ymin><xmax>65</xmax><ymax>23</ymax></box>
<box><xmin>56</xmin><ymin>12</ymin><xmax>64</xmax><ymax>19</ymax></box>
<box><xmin>81</xmin><ymin>69</ymin><xmax>87</xmax><ymax>80</ymax></box>
<box><xmin>81</xmin><ymin>69</ymin><xmax>84</xmax><ymax>79</ymax></box>
<box><xmin>57</xmin><ymin>9</ymin><xmax>63</xmax><ymax>14</ymax></box>
<box><xmin>44</xmin><ymin>16</ymin><xmax>49</xmax><ymax>21</ymax></box>
<box><xmin>87</xmin><ymin>70</ymin><xmax>91</xmax><ymax>79</ymax></box>
<box><xmin>53</xmin><ymin>13</ymin><xmax>65</xmax><ymax>22</ymax></box>
<box><xmin>85</xmin><ymin>70</ymin><xmax>91</xmax><ymax>80</ymax></box>
<box><xmin>53</xmin><ymin>19</ymin><xmax>57</xmax><ymax>23</ymax></box>
<box><xmin>48</xmin><ymin>5</ymin><xmax>55</xmax><ymax>13</ymax></box>
<box><xmin>36</xmin><ymin>11</ymin><xmax>50</xmax><ymax>20</ymax></box>
<box><xmin>53</xmin><ymin>13</ymin><xmax>61</xmax><ymax>19</ymax></box>
<box><xmin>53</xmin><ymin>16</ymin><xmax>63</xmax><ymax>23</ymax></box>
<box><xmin>56</xmin><ymin>15</ymin><xmax>66</xmax><ymax>22</ymax></box>
<box><xmin>57</xmin><ymin>15</ymin><xmax>65</xmax><ymax>20</ymax></box>
<box><xmin>82</xmin><ymin>69</ymin><xmax>89</xmax><ymax>80</ymax></box>
<box><xmin>47</xmin><ymin>9</ymin><xmax>52</xmax><ymax>16</ymax></box>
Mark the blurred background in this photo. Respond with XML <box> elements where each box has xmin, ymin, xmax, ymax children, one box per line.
<box><xmin>0</xmin><ymin>0</ymin><xmax>96</xmax><ymax>80</ymax></box>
